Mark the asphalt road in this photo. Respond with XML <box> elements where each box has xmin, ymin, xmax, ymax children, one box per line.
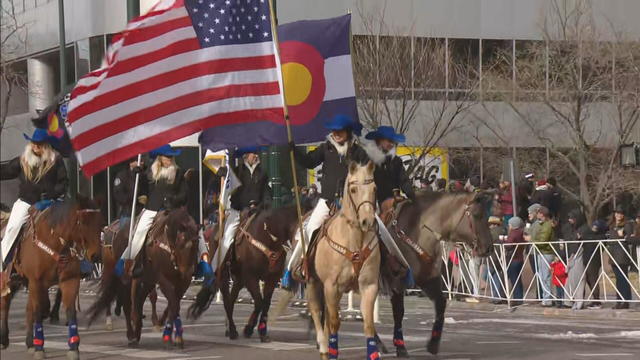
<box><xmin>1</xmin><ymin>283</ymin><xmax>639</xmax><ymax>360</ymax></box>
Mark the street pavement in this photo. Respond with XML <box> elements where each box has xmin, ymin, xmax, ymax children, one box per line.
<box><xmin>1</xmin><ymin>282</ymin><xmax>639</xmax><ymax>360</ymax></box>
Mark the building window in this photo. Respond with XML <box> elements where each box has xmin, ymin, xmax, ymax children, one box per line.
<box><xmin>481</xmin><ymin>39</ymin><xmax>513</xmax><ymax>99</ymax></box>
<box><xmin>75</xmin><ymin>39</ymin><xmax>90</xmax><ymax>79</ymax></box>
<box><xmin>89</xmin><ymin>35</ymin><xmax>105</xmax><ymax>70</ymax></box>
<box><xmin>515</xmin><ymin>40</ymin><xmax>546</xmax><ymax>101</ymax></box>
<box><xmin>414</xmin><ymin>37</ymin><xmax>446</xmax><ymax>100</ymax></box>
<box><xmin>448</xmin><ymin>38</ymin><xmax>480</xmax><ymax>92</ymax></box>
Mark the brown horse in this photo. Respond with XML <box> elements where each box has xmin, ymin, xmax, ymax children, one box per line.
<box><xmin>0</xmin><ymin>197</ymin><xmax>104</xmax><ymax>360</ymax></box>
<box><xmin>188</xmin><ymin>203</ymin><xmax>310</xmax><ymax>342</ymax></box>
<box><xmin>87</xmin><ymin>207</ymin><xmax>199</xmax><ymax>349</ymax></box>
<box><xmin>307</xmin><ymin>161</ymin><xmax>380</xmax><ymax>360</ymax></box>
<box><xmin>377</xmin><ymin>191</ymin><xmax>494</xmax><ymax>356</ymax></box>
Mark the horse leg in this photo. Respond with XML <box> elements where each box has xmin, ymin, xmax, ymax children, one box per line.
<box><xmin>130</xmin><ymin>279</ymin><xmax>149</xmax><ymax>346</ymax></box>
<box><xmin>306</xmin><ymin>278</ymin><xmax>328</xmax><ymax>359</ymax></box>
<box><xmin>157</xmin><ymin>276</ymin><xmax>178</xmax><ymax>350</ymax></box>
<box><xmin>390</xmin><ymin>291</ymin><xmax>409</xmax><ymax>357</ymax></box>
<box><xmin>257</xmin><ymin>279</ymin><xmax>276</xmax><ymax>343</ymax></box>
<box><xmin>60</xmin><ymin>278</ymin><xmax>81</xmax><ymax>360</ymax></box>
<box><xmin>172</xmin><ymin>281</ymin><xmax>190</xmax><ymax>350</ymax></box>
<box><xmin>323</xmin><ymin>284</ymin><xmax>341</xmax><ymax>360</ymax></box>
<box><xmin>243</xmin><ymin>278</ymin><xmax>262</xmax><ymax>339</ymax></box>
<box><xmin>422</xmin><ymin>276</ymin><xmax>446</xmax><ymax>355</ymax></box>
<box><xmin>0</xmin><ymin>291</ymin><xmax>15</xmax><ymax>349</ymax></box>
<box><xmin>149</xmin><ymin>288</ymin><xmax>159</xmax><ymax>328</ymax></box>
<box><xmin>222</xmin><ymin>277</ymin><xmax>241</xmax><ymax>339</ymax></box>
<box><xmin>105</xmin><ymin>303</ymin><xmax>113</xmax><ymax>331</ymax></box>
<box><xmin>120</xmin><ymin>286</ymin><xmax>137</xmax><ymax>347</ymax></box>
<box><xmin>29</xmin><ymin>284</ymin><xmax>46</xmax><ymax>360</ymax></box>
<box><xmin>49</xmin><ymin>288</ymin><xmax>62</xmax><ymax>325</ymax></box>
<box><xmin>359</xmin><ymin>282</ymin><xmax>380</xmax><ymax>360</ymax></box>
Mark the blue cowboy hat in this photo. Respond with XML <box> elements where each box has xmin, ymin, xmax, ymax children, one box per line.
<box><xmin>150</xmin><ymin>144</ymin><xmax>181</xmax><ymax>158</ymax></box>
<box><xmin>365</xmin><ymin>126</ymin><xmax>406</xmax><ymax>143</ymax></box>
<box><xmin>234</xmin><ymin>145</ymin><xmax>266</xmax><ymax>157</ymax></box>
<box><xmin>324</xmin><ymin>114</ymin><xmax>363</xmax><ymax>136</ymax></box>
<box><xmin>23</xmin><ymin>128</ymin><xmax>53</xmax><ymax>143</ymax></box>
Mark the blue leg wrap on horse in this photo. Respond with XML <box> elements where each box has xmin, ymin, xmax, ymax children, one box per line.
<box><xmin>328</xmin><ymin>333</ymin><xmax>338</xmax><ymax>359</ymax></box>
<box><xmin>258</xmin><ymin>318</ymin><xmax>267</xmax><ymax>336</ymax></box>
<box><xmin>404</xmin><ymin>268</ymin><xmax>415</xmax><ymax>288</ymax></box>
<box><xmin>393</xmin><ymin>328</ymin><xmax>405</xmax><ymax>347</ymax></box>
<box><xmin>281</xmin><ymin>269</ymin><xmax>293</xmax><ymax>289</ymax></box>
<box><xmin>114</xmin><ymin>258</ymin><xmax>125</xmax><ymax>277</ymax></box>
<box><xmin>367</xmin><ymin>337</ymin><xmax>380</xmax><ymax>359</ymax></box>
<box><xmin>162</xmin><ymin>322</ymin><xmax>173</xmax><ymax>342</ymax></box>
<box><xmin>33</xmin><ymin>322</ymin><xmax>44</xmax><ymax>350</ymax></box>
<box><xmin>174</xmin><ymin>316</ymin><xmax>183</xmax><ymax>337</ymax></box>
<box><xmin>68</xmin><ymin>320</ymin><xmax>79</xmax><ymax>349</ymax></box>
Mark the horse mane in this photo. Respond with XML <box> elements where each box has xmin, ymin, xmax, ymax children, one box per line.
<box><xmin>45</xmin><ymin>196</ymin><xmax>99</xmax><ymax>228</ymax></box>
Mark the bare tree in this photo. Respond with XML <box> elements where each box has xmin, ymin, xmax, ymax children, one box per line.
<box><xmin>483</xmin><ymin>0</ymin><xmax>640</xmax><ymax>222</ymax></box>
<box><xmin>353</xmin><ymin>2</ymin><xmax>478</xmax><ymax>178</ymax></box>
<box><xmin>1</xmin><ymin>0</ymin><xmax>28</xmax><ymax>134</ymax></box>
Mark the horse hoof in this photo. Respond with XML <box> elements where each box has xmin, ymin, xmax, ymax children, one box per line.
<box><xmin>427</xmin><ymin>339</ymin><xmax>440</xmax><ymax>355</ymax></box>
<box><xmin>33</xmin><ymin>350</ymin><xmax>45</xmax><ymax>360</ymax></box>
<box><xmin>320</xmin><ymin>353</ymin><xmax>329</xmax><ymax>360</ymax></box>
<box><xmin>227</xmin><ymin>328</ymin><xmax>238</xmax><ymax>340</ymax></box>
<box><xmin>28</xmin><ymin>347</ymin><xmax>35</xmax><ymax>353</ymax></box>
<box><xmin>243</xmin><ymin>326</ymin><xmax>253</xmax><ymax>338</ymax></box>
<box><xmin>396</xmin><ymin>346</ymin><xmax>410</xmax><ymax>358</ymax></box>
<box><xmin>66</xmin><ymin>350</ymin><xmax>80</xmax><ymax>360</ymax></box>
<box><xmin>127</xmin><ymin>340</ymin><xmax>139</xmax><ymax>348</ymax></box>
<box><xmin>164</xmin><ymin>342</ymin><xmax>173</xmax><ymax>351</ymax></box>
<box><xmin>260</xmin><ymin>335</ymin><xmax>271</xmax><ymax>343</ymax></box>
<box><xmin>174</xmin><ymin>336</ymin><xmax>184</xmax><ymax>349</ymax></box>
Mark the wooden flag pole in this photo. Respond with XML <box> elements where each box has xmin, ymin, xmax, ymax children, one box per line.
<box><xmin>267</xmin><ymin>0</ymin><xmax>308</xmax><ymax>259</ymax></box>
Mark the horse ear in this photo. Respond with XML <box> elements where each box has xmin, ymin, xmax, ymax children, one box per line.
<box><xmin>366</xmin><ymin>160</ymin><xmax>375</xmax><ymax>173</ymax></box>
<box><xmin>349</xmin><ymin>161</ymin><xmax>358</xmax><ymax>174</ymax></box>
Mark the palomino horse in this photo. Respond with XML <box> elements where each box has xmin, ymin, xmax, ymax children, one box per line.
<box><xmin>307</xmin><ymin>161</ymin><xmax>380</xmax><ymax>360</ymax></box>
<box><xmin>87</xmin><ymin>208</ymin><xmax>199</xmax><ymax>349</ymax></box>
<box><xmin>377</xmin><ymin>191</ymin><xmax>494</xmax><ymax>356</ymax></box>
<box><xmin>189</xmin><ymin>203</ymin><xmax>311</xmax><ymax>342</ymax></box>
<box><xmin>0</xmin><ymin>197</ymin><xmax>104</xmax><ymax>360</ymax></box>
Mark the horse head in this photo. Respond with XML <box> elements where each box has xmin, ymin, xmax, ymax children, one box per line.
<box><xmin>464</xmin><ymin>191</ymin><xmax>494</xmax><ymax>257</ymax></box>
<box><xmin>343</xmin><ymin>161</ymin><xmax>377</xmax><ymax>233</ymax></box>
<box><xmin>73</xmin><ymin>195</ymin><xmax>105</xmax><ymax>263</ymax></box>
<box><xmin>165</xmin><ymin>208</ymin><xmax>199</xmax><ymax>277</ymax></box>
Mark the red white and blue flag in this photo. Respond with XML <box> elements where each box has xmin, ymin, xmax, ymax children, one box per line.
<box><xmin>200</xmin><ymin>14</ymin><xmax>358</xmax><ymax>150</ymax></box>
<box><xmin>66</xmin><ymin>0</ymin><xmax>283</xmax><ymax>176</ymax></box>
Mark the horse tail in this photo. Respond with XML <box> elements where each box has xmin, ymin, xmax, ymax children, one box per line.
<box><xmin>186</xmin><ymin>284</ymin><xmax>216</xmax><ymax>320</ymax></box>
<box><xmin>86</xmin><ymin>247</ymin><xmax>118</xmax><ymax>327</ymax></box>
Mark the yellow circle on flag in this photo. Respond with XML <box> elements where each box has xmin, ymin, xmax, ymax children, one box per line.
<box><xmin>282</xmin><ymin>62</ymin><xmax>312</xmax><ymax>106</ymax></box>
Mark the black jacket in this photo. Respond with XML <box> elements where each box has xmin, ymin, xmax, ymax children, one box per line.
<box><xmin>145</xmin><ymin>168</ymin><xmax>188</xmax><ymax>211</ymax></box>
<box><xmin>1</xmin><ymin>154</ymin><xmax>68</xmax><ymax>205</ymax></box>
<box><xmin>373</xmin><ymin>155</ymin><xmax>415</xmax><ymax>203</ymax></box>
<box><xmin>294</xmin><ymin>138</ymin><xmax>369</xmax><ymax>203</ymax></box>
<box><xmin>563</xmin><ymin>209</ymin><xmax>589</xmax><ymax>256</ymax></box>
<box><xmin>230</xmin><ymin>162</ymin><xmax>270</xmax><ymax>211</ymax></box>
<box><xmin>606</xmin><ymin>221</ymin><xmax>635</xmax><ymax>266</ymax></box>
<box><xmin>531</xmin><ymin>187</ymin><xmax>554</xmax><ymax>213</ymax></box>
<box><xmin>113</xmin><ymin>167</ymin><xmax>148</xmax><ymax>217</ymax></box>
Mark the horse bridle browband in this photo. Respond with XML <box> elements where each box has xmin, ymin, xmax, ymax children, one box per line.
<box><xmin>451</xmin><ymin>201</ymin><xmax>481</xmax><ymax>250</ymax></box>
<box><xmin>342</xmin><ymin>178</ymin><xmax>377</xmax><ymax>231</ymax></box>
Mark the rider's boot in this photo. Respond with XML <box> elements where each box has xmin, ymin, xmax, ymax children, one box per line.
<box><xmin>280</xmin><ymin>269</ymin><xmax>293</xmax><ymax>291</ymax></box>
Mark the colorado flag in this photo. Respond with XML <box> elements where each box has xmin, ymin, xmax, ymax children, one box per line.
<box><xmin>200</xmin><ymin>14</ymin><xmax>358</xmax><ymax>150</ymax></box>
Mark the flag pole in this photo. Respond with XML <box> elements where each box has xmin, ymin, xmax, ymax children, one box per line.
<box><xmin>214</xmin><ymin>155</ymin><xmax>227</xmax><ymax>279</ymax></box>
<box><xmin>126</xmin><ymin>154</ymin><xmax>142</xmax><ymax>259</ymax></box>
<box><xmin>267</xmin><ymin>0</ymin><xmax>308</xmax><ymax>259</ymax></box>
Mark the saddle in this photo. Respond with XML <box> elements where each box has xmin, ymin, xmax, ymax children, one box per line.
<box><xmin>383</xmin><ymin>197</ymin><xmax>433</xmax><ymax>266</ymax></box>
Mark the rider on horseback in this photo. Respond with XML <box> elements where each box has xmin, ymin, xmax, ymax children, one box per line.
<box><xmin>281</xmin><ymin>114</ymin><xmax>369</xmax><ymax>289</ymax></box>
<box><xmin>211</xmin><ymin>146</ymin><xmax>271</xmax><ymax>278</ymax></box>
<box><xmin>115</xmin><ymin>145</ymin><xmax>212</xmax><ymax>280</ymax></box>
<box><xmin>1</xmin><ymin>128</ymin><xmax>68</xmax><ymax>286</ymax></box>
<box><xmin>113</xmin><ymin>156</ymin><xmax>148</xmax><ymax>225</ymax></box>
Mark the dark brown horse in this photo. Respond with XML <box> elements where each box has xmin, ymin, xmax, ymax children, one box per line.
<box><xmin>87</xmin><ymin>207</ymin><xmax>199</xmax><ymax>349</ymax></box>
<box><xmin>0</xmin><ymin>197</ymin><xmax>104</xmax><ymax>360</ymax></box>
<box><xmin>377</xmin><ymin>191</ymin><xmax>494</xmax><ymax>357</ymax></box>
<box><xmin>188</xmin><ymin>203</ymin><xmax>308</xmax><ymax>343</ymax></box>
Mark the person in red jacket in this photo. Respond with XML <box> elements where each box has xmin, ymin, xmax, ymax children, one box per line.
<box><xmin>550</xmin><ymin>258</ymin><xmax>569</xmax><ymax>308</ymax></box>
<box><xmin>498</xmin><ymin>181</ymin><xmax>514</xmax><ymax>226</ymax></box>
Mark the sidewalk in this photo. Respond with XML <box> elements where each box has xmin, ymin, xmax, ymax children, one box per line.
<box><xmin>446</xmin><ymin>298</ymin><xmax>640</xmax><ymax>320</ymax></box>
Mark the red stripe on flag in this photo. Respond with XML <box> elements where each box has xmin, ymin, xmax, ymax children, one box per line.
<box><xmin>107</xmin><ymin>38</ymin><xmax>201</xmax><ymax>77</ymax></box>
<box><xmin>68</xmin><ymin>54</ymin><xmax>277</xmax><ymax>122</ymax></box>
<box><xmin>71</xmin><ymin>81</ymin><xmax>281</xmax><ymax>150</ymax></box>
<box><xmin>80</xmin><ymin>108</ymin><xmax>284</xmax><ymax>176</ymax></box>
<box><xmin>124</xmin><ymin>16</ymin><xmax>192</xmax><ymax>46</ymax></box>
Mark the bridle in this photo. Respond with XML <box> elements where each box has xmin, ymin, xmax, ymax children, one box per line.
<box><xmin>341</xmin><ymin>178</ymin><xmax>377</xmax><ymax>232</ymax></box>
<box><xmin>451</xmin><ymin>200</ymin><xmax>481</xmax><ymax>251</ymax></box>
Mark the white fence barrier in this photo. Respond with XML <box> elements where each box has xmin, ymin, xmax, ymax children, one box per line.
<box><xmin>441</xmin><ymin>239</ymin><xmax>639</xmax><ymax>306</ymax></box>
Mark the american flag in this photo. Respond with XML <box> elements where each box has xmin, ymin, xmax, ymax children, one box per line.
<box><xmin>67</xmin><ymin>0</ymin><xmax>284</xmax><ymax>176</ymax></box>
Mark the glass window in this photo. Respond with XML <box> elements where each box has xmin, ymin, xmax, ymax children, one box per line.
<box><xmin>352</xmin><ymin>34</ymin><xmax>378</xmax><ymax>95</ymax></box>
<box><xmin>378</xmin><ymin>35</ymin><xmax>412</xmax><ymax>89</ymax></box>
<box><xmin>449</xmin><ymin>38</ymin><xmax>480</xmax><ymax>91</ymax></box>
<box><xmin>75</xmin><ymin>38</ymin><xmax>90</xmax><ymax>79</ymax></box>
<box><xmin>481</xmin><ymin>39</ymin><xmax>513</xmax><ymax>96</ymax></box>
<box><xmin>514</xmin><ymin>40</ymin><xmax>546</xmax><ymax>101</ymax></box>
<box><xmin>89</xmin><ymin>35</ymin><xmax>105</xmax><ymax>70</ymax></box>
<box><xmin>414</xmin><ymin>37</ymin><xmax>446</xmax><ymax>91</ymax></box>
